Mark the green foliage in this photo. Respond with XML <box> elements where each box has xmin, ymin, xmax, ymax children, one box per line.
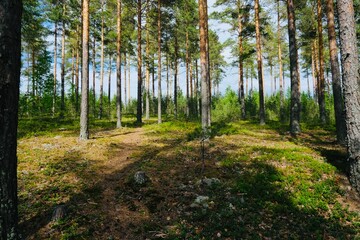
<box><xmin>245</xmin><ymin>91</ymin><xmax>259</xmax><ymax>119</ymax></box>
<box><xmin>212</xmin><ymin>88</ymin><xmax>241</xmax><ymax>122</ymax></box>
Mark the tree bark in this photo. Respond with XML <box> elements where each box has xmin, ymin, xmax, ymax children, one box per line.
<box><xmin>174</xmin><ymin>30</ymin><xmax>178</xmax><ymax>118</ymax></box>
<box><xmin>60</xmin><ymin>5</ymin><xmax>66</xmax><ymax>118</ymax></box>
<box><xmin>158</xmin><ymin>0</ymin><xmax>162</xmax><ymax>124</ymax></box>
<box><xmin>108</xmin><ymin>55</ymin><xmax>112</xmax><ymax>118</ymax></box>
<box><xmin>145</xmin><ymin>0</ymin><xmax>150</xmax><ymax>120</ymax></box>
<box><xmin>255</xmin><ymin>0</ymin><xmax>265</xmax><ymax>125</ymax></box>
<box><xmin>287</xmin><ymin>0</ymin><xmax>301</xmax><ymax>134</ymax></box>
<box><xmin>337</xmin><ymin>0</ymin><xmax>360</xmax><ymax>193</ymax></box>
<box><xmin>326</xmin><ymin>0</ymin><xmax>346</xmax><ymax>144</ymax></box>
<box><xmin>186</xmin><ymin>30</ymin><xmax>190</xmax><ymax>118</ymax></box>
<box><xmin>199</xmin><ymin>0</ymin><xmax>210</xmax><ymax>130</ymax></box>
<box><xmin>80</xmin><ymin>0</ymin><xmax>90</xmax><ymax>140</ymax></box>
<box><xmin>92</xmin><ymin>37</ymin><xmax>96</xmax><ymax>118</ymax></box>
<box><xmin>75</xmin><ymin>39</ymin><xmax>80</xmax><ymax>115</ymax></box>
<box><xmin>124</xmin><ymin>53</ymin><xmax>127</xmax><ymax>108</ymax></box>
<box><xmin>137</xmin><ymin>0</ymin><xmax>142</xmax><ymax>124</ymax></box>
<box><xmin>99</xmin><ymin>1</ymin><xmax>105</xmax><ymax>119</ymax></box>
<box><xmin>128</xmin><ymin>54</ymin><xmax>131</xmax><ymax>106</ymax></box>
<box><xmin>0</xmin><ymin>0</ymin><xmax>21</xmax><ymax>238</ymax></box>
<box><xmin>53</xmin><ymin>22</ymin><xmax>58</xmax><ymax>117</ymax></box>
<box><xmin>238</xmin><ymin>0</ymin><xmax>245</xmax><ymax>119</ymax></box>
<box><xmin>116</xmin><ymin>0</ymin><xmax>122</xmax><ymax>128</ymax></box>
<box><xmin>317</xmin><ymin>0</ymin><xmax>326</xmax><ymax>124</ymax></box>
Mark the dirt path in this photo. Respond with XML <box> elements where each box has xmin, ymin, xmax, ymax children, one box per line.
<box><xmin>94</xmin><ymin>127</ymin><xmax>149</xmax><ymax>239</ymax></box>
<box><xmin>101</xmin><ymin>127</ymin><xmax>146</xmax><ymax>175</ymax></box>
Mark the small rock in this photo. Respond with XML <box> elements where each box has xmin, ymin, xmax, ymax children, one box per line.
<box><xmin>54</xmin><ymin>135</ymin><xmax>62</xmax><ymax>139</ymax></box>
<box><xmin>191</xmin><ymin>196</ymin><xmax>210</xmax><ymax>208</ymax></box>
<box><xmin>195</xmin><ymin>196</ymin><xmax>209</xmax><ymax>204</ymax></box>
<box><xmin>229</xmin><ymin>203</ymin><xmax>236</xmax><ymax>210</ymax></box>
<box><xmin>196</xmin><ymin>178</ymin><xmax>221</xmax><ymax>187</ymax></box>
<box><xmin>51</xmin><ymin>205</ymin><xmax>66</xmax><ymax>221</ymax></box>
<box><xmin>134</xmin><ymin>171</ymin><xmax>149</xmax><ymax>185</ymax></box>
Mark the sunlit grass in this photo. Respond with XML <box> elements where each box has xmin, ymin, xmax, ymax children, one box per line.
<box><xmin>17</xmin><ymin>118</ymin><xmax>360</xmax><ymax>239</ymax></box>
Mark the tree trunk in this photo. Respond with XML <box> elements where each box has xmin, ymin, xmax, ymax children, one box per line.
<box><xmin>145</xmin><ymin>0</ymin><xmax>150</xmax><ymax>120</ymax></box>
<box><xmin>108</xmin><ymin>55</ymin><xmax>112</xmax><ymax>119</ymax></box>
<box><xmin>186</xmin><ymin>30</ymin><xmax>190</xmax><ymax>118</ymax></box>
<box><xmin>255</xmin><ymin>0</ymin><xmax>265</xmax><ymax>125</ymax></box>
<box><xmin>92</xmin><ymin>37</ymin><xmax>96</xmax><ymax>118</ymax></box>
<box><xmin>137</xmin><ymin>0</ymin><xmax>142</xmax><ymax>124</ymax></box>
<box><xmin>53</xmin><ymin>22</ymin><xmax>58</xmax><ymax>117</ymax></box>
<box><xmin>195</xmin><ymin>58</ymin><xmax>199</xmax><ymax>116</ymax></box>
<box><xmin>278</xmin><ymin>0</ymin><xmax>284</xmax><ymax>121</ymax></box>
<box><xmin>60</xmin><ymin>18</ymin><xmax>66</xmax><ymax>118</ymax></box>
<box><xmin>313</xmin><ymin>41</ymin><xmax>320</xmax><ymax>101</ymax></box>
<box><xmin>0</xmin><ymin>0</ymin><xmax>21</xmax><ymax>237</ymax></box>
<box><xmin>317</xmin><ymin>0</ymin><xmax>326</xmax><ymax>124</ymax></box>
<box><xmin>311</xmin><ymin>48</ymin><xmax>317</xmax><ymax>99</ymax></box>
<box><xmin>99</xmin><ymin>2</ymin><xmax>105</xmax><ymax>119</ymax></box>
<box><xmin>80</xmin><ymin>0</ymin><xmax>90</xmax><ymax>140</ymax></box>
<box><xmin>238</xmin><ymin>0</ymin><xmax>245</xmax><ymax>119</ymax></box>
<box><xmin>326</xmin><ymin>0</ymin><xmax>346</xmax><ymax>144</ymax></box>
<box><xmin>174</xmin><ymin>31</ymin><xmax>178</xmax><ymax>118</ymax></box>
<box><xmin>337</xmin><ymin>0</ymin><xmax>360</xmax><ymax>193</ymax></box>
<box><xmin>116</xmin><ymin>0</ymin><xmax>122</xmax><ymax>128</ymax></box>
<box><xmin>75</xmin><ymin>41</ymin><xmax>80</xmax><ymax>115</ymax></box>
<box><xmin>128</xmin><ymin>54</ymin><xmax>131</xmax><ymax>106</ymax></box>
<box><xmin>199</xmin><ymin>0</ymin><xmax>210</xmax><ymax>130</ymax></box>
<box><xmin>157</xmin><ymin>0</ymin><xmax>162</xmax><ymax>124</ymax></box>
<box><xmin>71</xmin><ymin>48</ymin><xmax>75</xmax><ymax>98</ymax></box>
<box><xmin>124</xmin><ymin>53</ymin><xmax>127</xmax><ymax>108</ymax></box>
<box><xmin>287</xmin><ymin>0</ymin><xmax>301</xmax><ymax>134</ymax></box>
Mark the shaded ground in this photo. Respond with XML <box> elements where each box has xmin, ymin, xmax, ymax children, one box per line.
<box><xmin>18</xmin><ymin>119</ymin><xmax>360</xmax><ymax>239</ymax></box>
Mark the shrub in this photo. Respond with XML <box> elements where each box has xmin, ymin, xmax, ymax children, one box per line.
<box><xmin>212</xmin><ymin>87</ymin><xmax>241</xmax><ymax>122</ymax></box>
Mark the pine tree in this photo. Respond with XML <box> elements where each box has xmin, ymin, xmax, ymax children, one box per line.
<box><xmin>337</xmin><ymin>0</ymin><xmax>360</xmax><ymax>193</ymax></box>
<box><xmin>80</xmin><ymin>0</ymin><xmax>90</xmax><ymax>140</ymax></box>
<box><xmin>0</xmin><ymin>0</ymin><xmax>22</xmax><ymax>237</ymax></box>
<box><xmin>287</xmin><ymin>0</ymin><xmax>301</xmax><ymax>134</ymax></box>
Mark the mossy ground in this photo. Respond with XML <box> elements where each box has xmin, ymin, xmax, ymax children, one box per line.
<box><xmin>18</xmin><ymin>117</ymin><xmax>360</xmax><ymax>239</ymax></box>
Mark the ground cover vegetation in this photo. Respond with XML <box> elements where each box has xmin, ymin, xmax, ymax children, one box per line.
<box><xmin>1</xmin><ymin>0</ymin><xmax>360</xmax><ymax>238</ymax></box>
<box><xmin>17</xmin><ymin>116</ymin><xmax>360</xmax><ymax>239</ymax></box>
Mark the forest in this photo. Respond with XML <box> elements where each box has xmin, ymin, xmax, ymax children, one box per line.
<box><xmin>1</xmin><ymin>0</ymin><xmax>360</xmax><ymax>239</ymax></box>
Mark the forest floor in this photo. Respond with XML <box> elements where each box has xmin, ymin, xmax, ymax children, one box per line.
<box><xmin>17</xmin><ymin>117</ymin><xmax>360</xmax><ymax>239</ymax></box>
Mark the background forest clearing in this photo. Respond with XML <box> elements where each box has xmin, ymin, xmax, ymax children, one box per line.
<box><xmin>17</xmin><ymin>116</ymin><xmax>360</xmax><ymax>239</ymax></box>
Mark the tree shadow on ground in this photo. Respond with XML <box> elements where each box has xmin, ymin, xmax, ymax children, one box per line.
<box><xmin>19</xmin><ymin>122</ymin><xmax>359</xmax><ymax>239</ymax></box>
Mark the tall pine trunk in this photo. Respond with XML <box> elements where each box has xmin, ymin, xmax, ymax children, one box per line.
<box><xmin>116</xmin><ymin>0</ymin><xmax>122</xmax><ymax>128</ymax></box>
<box><xmin>145</xmin><ymin>0</ymin><xmax>150</xmax><ymax>120</ymax></box>
<box><xmin>199</xmin><ymin>0</ymin><xmax>210</xmax><ymax>130</ymax></box>
<box><xmin>60</xmin><ymin>18</ymin><xmax>66</xmax><ymax>118</ymax></box>
<box><xmin>317</xmin><ymin>0</ymin><xmax>326</xmax><ymax>124</ymax></box>
<box><xmin>53</xmin><ymin>22</ymin><xmax>58</xmax><ymax>117</ymax></box>
<box><xmin>174</xmin><ymin>30</ymin><xmax>178</xmax><ymax>118</ymax></box>
<box><xmin>238</xmin><ymin>0</ymin><xmax>245</xmax><ymax>119</ymax></box>
<box><xmin>157</xmin><ymin>0</ymin><xmax>162</xmax><ymax>124</ymax></box>
<box><xmin>75</xmin><ymin>40</ymin><xmax>80</xmax><ymax>115</ymax></box>
<box><xmin>99</xmin><ymin>1</ymin><xmax>105</xmax><ymax>119</ymax></box>
<box><xmin>0</xmin><ymin>0</ymin><xmax>21</xmax><ymax>237</ymax></box>
<box><xmin>92</xmin><ymin>38</ymin><xmax>96</xmax><ymax>118</ymax></box>
<box><xmin>80</xmin><ymin>0</ymin><xmax>90</xmax><ymax>140</ymax></box>
<box><xmin>186</xmin><ymin>30</ymin><xmax>190</xmax><ymax>118</ymax></box>
<box><xmin>108</xmin><ymin>55</ymin><xmax>112</xmax><ymax>118</ymax></box>
<box><xmin>136</xmin><ymin>0</ymin><xmax>142</xmax><ymax>124</ymax></box>
<box><xmin>326</xmin><ymin>0</ymin><xmax>346</xmax><ymax>144</ymax></box>
<box><xmin>337</xmin><ymin>0</ymin><xmax>360</xmax><ymax>193</ymax></box>
<box><xmin>287</xmin><ymin>0</ymin><xmax>301</xmax><ymax>134</ymax></box>
<box><xmin>255</xmin><ymin>0</ymin><xmax>265</xmax><ymax>125</ymax></box>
